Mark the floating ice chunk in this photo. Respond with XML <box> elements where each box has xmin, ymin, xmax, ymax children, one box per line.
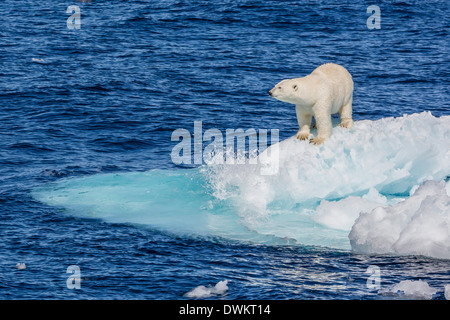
<box><xmin>445</xmin><ymin>284</ymin><xmax>450</xmax><ymax>300</ymax></box>
<box><xmin>16</xmin><ymin>263</ymin><xmax>26</xmax><ymax>270</ymax></box>
<box><xmin>382</xmin><ymin>280</ymin><xmax>437</xmax><ymax>300</ymax></box>
<box><xmin>31</xmin><ymin>58</ymin><xmax>46</xmax><ymax>63</ymax></box>
<box><xmin>32</xmin><ymin>112</ymin><xmax>450</xmax><ymax>253</ymax></box>
<box><xmin>349</xmin><ymin>180</ymin><xmax>450</xmax><ymax>259</ymax></box>
<box><xmin>184</xmin><ymin>280</ymin><xmax>229</xmax><ymax>298</ymax></box>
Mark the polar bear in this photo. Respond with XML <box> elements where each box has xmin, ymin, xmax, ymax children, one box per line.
<box><xmin>268</xmin><ymin>63</ymin><xmax>353</xmax><ymax>145</ymax></box>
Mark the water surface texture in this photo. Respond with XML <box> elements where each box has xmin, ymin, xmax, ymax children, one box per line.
<box><xmin>0</xmin><ymin>0</ymin><xmax>449</xmax><ymax>299</ymax></box>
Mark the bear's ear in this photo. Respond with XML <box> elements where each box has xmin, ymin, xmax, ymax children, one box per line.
<box><xmin>293</xmin><ymin>84</ymin><xmax>298</xmax><ymax>91</ymax></box>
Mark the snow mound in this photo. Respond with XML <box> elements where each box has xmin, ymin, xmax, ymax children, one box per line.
<box><xmin>349</xmin><ymin>180</ymin><xmax>450</xmax><ymax>259</ymax></box>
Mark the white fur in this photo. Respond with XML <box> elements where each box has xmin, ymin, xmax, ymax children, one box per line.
<box><xmin>269</xmin><ymin>63</ymin><xmax>354</xmax><ymax>145</ymax></box>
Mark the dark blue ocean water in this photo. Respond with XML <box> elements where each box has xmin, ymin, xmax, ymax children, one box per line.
<box><xmin>0</xmin><ymin>0</ymin><xmax>449</xmax><ymax>300</ymax></box>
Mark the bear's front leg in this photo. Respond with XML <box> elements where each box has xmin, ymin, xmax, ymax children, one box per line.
<box><xmin>310</xmin><ymin>108</ymin><xmax>332</xmax><ymax>145</ymax></box>
<box><xmin>296</xmin><ymin>130</ymin><xmax>310</xmax><ymax>141</ymax></box>
<box><xmin>295</xmin><ymin>107</ymin><xmax>312</xmax><ymax>141</ymax></box>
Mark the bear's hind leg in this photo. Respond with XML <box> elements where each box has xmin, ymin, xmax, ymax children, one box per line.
<box><xmin>338</xmin><ymin>98</ymin><xmax>353</xmax><ymax>129</ymax></box>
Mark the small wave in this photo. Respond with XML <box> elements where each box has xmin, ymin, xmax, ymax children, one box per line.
<box><xmin>10</xmin><ymin>142</ymin><xmax>55</xmax><ymax>153</ymax></box>
<box><xmin>88</xmin><ymin>137</ymin><xmax>153</xmax><ymax>152</ymax></box>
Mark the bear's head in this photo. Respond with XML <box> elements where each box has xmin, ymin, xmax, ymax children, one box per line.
<box><xmin>268</xmin><ymin>79</ymin><xmax>299</xmax><ymax>104</ymax></box>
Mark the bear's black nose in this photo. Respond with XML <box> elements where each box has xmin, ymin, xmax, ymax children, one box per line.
<box><xmin>268</xmin><ymin>90</ymin><xmax>272</xmax><ymax>96</ymax></box>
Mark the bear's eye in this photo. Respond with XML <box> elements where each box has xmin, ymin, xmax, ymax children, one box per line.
<box><xmin>278</xmin><ymin>86</ymin><xmax>282</xmax><ymax>89</ymax></box>
<box><xmin>293</xmin><ymin>85</ymin><xmax>298</xmax><ymax>90</ymax></box>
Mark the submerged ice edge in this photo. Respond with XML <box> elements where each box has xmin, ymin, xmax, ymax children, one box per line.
<box><xmin>32</xmin><ymin>113</ymin><xmax>450</xmax><ymax>258</ymax></box>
